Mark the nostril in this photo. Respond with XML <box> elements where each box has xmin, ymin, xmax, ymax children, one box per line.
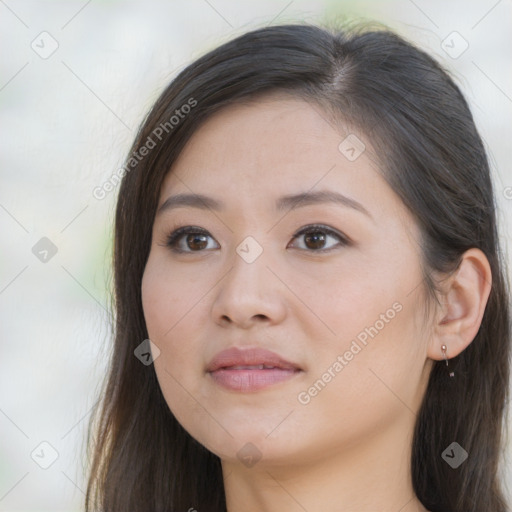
<box><xmin>221</xmin><ymin>315</ymin><xmax>232</xmax><ymax>324</ymax></box>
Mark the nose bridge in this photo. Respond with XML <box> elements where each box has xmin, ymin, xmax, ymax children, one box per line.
<box><xmin>226</xmin><ymin>233</ymin><xmax>269</xmax><ymax>296</ymax></box>
<box><xmin>235</xmin><ymin>234</ymin><xmax>266</xmax><ymax>267</ymax></box>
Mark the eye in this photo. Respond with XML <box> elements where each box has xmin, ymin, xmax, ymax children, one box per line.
<box><xmin>287</xmin><ymin>224</ymin><xmax>349</xmax><ymax>252</ymax></box>
<box><xmin>162</xmin><ymin>223</ymin><xmax>350</xmax><ymax>254</ymax></box>
<box><xmin>164</xmin><ymin>226</ymin><xmax>219</xmax><ymax>253</ymax></box>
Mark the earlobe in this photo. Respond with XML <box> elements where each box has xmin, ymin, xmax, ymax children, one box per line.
<box><xmin>428</xmin><ymin>248</ymin><xmax>492</xmax><ymax>361</ymax></box>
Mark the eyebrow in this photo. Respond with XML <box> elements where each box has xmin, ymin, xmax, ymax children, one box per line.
<box><xmin>156</xmin><ymin>190</ymin><xmax>372</xmax><ymax>219</ymax></box>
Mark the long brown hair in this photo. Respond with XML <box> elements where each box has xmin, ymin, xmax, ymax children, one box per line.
<box><xmin>85</xmin><ymin>22</ymin><xmax>511</xmax><ymax>511</ymax></box>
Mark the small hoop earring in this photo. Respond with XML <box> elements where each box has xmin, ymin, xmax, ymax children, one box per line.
<box><xmin>441</xmin><ymin>344</ymin><xmax>454</xmax><ymax>378</ymax></box>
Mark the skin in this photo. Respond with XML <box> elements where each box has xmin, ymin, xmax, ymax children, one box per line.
<box><xmin>141</xmin><ymin>94</ymin><xmax>492</xmax><ymax>512</ymax></box>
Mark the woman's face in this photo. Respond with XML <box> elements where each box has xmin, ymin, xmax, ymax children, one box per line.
<box><xmin>141</xmin><ymin>95</ymin><xmax>434</xmax><ymax>467</ymax></box>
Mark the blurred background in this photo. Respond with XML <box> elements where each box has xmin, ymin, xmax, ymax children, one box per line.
<box><xmin>0</xmin><ymin>0</ymin><xmax>511</xmax><ymax>510</ymax></box>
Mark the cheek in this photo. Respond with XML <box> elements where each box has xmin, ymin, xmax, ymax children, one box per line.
<box><xmin>290</xmin><ymin>261</ymin><xmax>397</xmax><ymax>355</ymax></box>
<box><xmin>141</xmin><ymin>254</ymin><xmax>206</xmax><ymax>340</ymax></box>
<box><xmin>141</xmin><ymin>259</ymin><xmax>210</xmax><ymax>431</ymax></box>
<box><xmin>295</xmin><ymin>254</ymin><xmax>426</xmax><ymax>405</ymax></box>
<box><xmin>141</xmin><ymin>254</ymin><xmax>208</xmax><ymax>378</ymax></box>
<box><xmin>330</xmin><ymin>298</ymin><xmax>426</xmax><ymax>417</ymax></box>
<box><xmin>294</xmin><ymin>305</ymin><xmax>423</xmax><ymax>456</ymax></box>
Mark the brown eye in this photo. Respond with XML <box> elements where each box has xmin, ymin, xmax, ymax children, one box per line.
<box><xmin>165</xmin><ymin>227</ymin><xmax>219</xmax><ymax>253</ymax></box>
<box><xmin>303</xmin><ymin>230</ymin><xmax>327</xmax><ymax>250</ymax></box>
<box><xmin>186</xmin><ymin>233</ymin><xmax>208</xmax><ymax>251</ymax></box>
<box><xmin>289</xmin><ymin>224</ymin><xmax>349</xmax><ymax>252</ymax></box>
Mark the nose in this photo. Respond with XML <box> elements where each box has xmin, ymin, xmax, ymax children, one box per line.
<box><xmin>210</xmin><ymin>245</ymin><xmax>288</xmax><ymax>329</ymax></box>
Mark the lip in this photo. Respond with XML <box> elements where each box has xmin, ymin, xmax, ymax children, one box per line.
<box><xmin>206</xmin><ymin>346</ymin><xmax>302</xmax><ymax>392</ymax></box>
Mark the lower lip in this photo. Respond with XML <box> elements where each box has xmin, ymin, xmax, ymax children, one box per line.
<box><xmin>208</xmin><ymin>368</ymin><xmax>300</xmax><ymax>391</ymax></box>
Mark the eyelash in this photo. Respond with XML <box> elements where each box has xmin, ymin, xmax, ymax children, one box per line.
<box><xmin>163</xmin><ymin>224</ymin><xmax>350</xmax><ymax>254</ymax></box>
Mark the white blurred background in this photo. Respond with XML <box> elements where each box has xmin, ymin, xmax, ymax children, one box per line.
<box><xmin>0</xmin><ymin>0</ymin><xmax>511</xmax><ymax>510</ymax></box>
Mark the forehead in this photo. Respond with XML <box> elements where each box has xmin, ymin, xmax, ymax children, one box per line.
<box><xmin>176</xmin><ymin>95</ymin><xmax>336</xmax><ymax>164</ymax></box>
<box><xmin>163</xmin><ymin>97</ymin><xmax>347</xmax><ymax>185</ymax></box>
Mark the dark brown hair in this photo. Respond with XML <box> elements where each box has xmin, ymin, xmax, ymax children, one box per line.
<box><xmin>85</xmin><ymin>22</ymin><xmax>511</xmax><ymax>511</ymax></box>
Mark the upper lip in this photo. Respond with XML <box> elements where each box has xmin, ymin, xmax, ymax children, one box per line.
<box><xmin>206</xmin><ymin>346</ymin><xmax>301</xmax><ymax>372</ymax></box>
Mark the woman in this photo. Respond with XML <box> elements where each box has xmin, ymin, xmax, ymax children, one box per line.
<box><xmin>85</xmin><ymin>22</ymin><xmax>511</xmax><ymax>512</ymax></box>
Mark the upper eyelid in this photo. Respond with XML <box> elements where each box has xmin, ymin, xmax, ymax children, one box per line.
<box><xmin>293</xmin><ymin>224</ymin><xmax>347</xmax><ymax>238</ymax></box>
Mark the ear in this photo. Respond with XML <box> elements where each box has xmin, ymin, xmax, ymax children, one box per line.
<box><xmin>427</xmin><ymin>248</ymin><xmax>492</xmax><ymax>361</ymax></box>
